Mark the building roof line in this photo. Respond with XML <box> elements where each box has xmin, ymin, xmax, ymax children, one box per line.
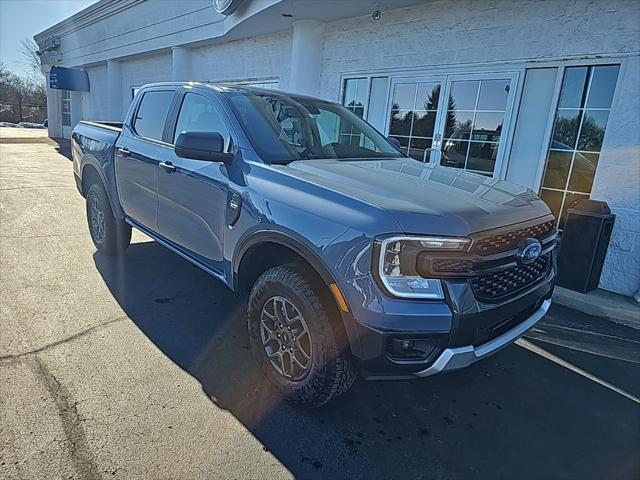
<box><xmin>60</xmin><ymin>18</ymin><xmax>228</xmax><ymax>65</ymax></box>
<box><xmin>34</xmin><ymin>0</ymin><xmax>144</xmax><ymax>42</ymax></box>
<box><xmin>59</xmin><ymin>5</ymin><xmax>218</xmax><ymax>57</ymax></box>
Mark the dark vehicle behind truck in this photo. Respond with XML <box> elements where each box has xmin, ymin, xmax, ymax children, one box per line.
<box><xmin>72</xmin><ymin>82</ymin><xmax>556</xmax><ymax>406</ymax></box>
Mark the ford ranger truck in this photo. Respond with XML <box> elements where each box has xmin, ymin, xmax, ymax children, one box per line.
<box><xmin>72</xmin><ymin>83</ymin><xmax>556</xmax><ymax>406</ymax></box>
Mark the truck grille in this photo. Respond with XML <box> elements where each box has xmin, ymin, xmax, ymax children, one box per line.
<box><xmin>472</xmin><ymin>220</ymin><xmax>555</xmax><ymax>255</ymax></box>
<box><xmin>431</xmin><ymin>258</ymin><xmax>474</xmax><ymax>273</ymax></box>
<box><xmin>470</xmin><ymin>254</ymin><xmax>550</xmax><ymax>302</ymax></box>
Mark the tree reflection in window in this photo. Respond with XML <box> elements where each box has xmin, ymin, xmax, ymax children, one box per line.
<box><xmin>342</xmin><ymin>78</ymin><xmax>367</xmax><ymax>118</ymax></box>
<box><xmin>388</xmin><ymin>82</ymin><xmax>445</xmax><ymax>162</ymax></box>
<box><xmin>389</xmin><ymin>79</ymin><xmax>509</xmax><ymax>171</ymax></box>
<box><xmin>441</xmin><ymin>79</ymin><xmax>509</xmax><ymax>175</ymax></box>
<box><xmin>341</xmin><ymin>78</ymin><xmax>368</xmax><ymax>146</ymax></box>
<box><xmin>540</xmin><ymin>65</ymin><xmax>619</xmax><ymax>228</ymax></box>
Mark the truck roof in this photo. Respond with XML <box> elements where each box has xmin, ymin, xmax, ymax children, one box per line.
<box><xmin>139</xmin><ymin>82</ymin><xmax>327</xmax><ymax>102</ymax></box>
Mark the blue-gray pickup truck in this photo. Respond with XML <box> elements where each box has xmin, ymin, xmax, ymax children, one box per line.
<box><xmin>72</xmin><ymin>83</ymin><xmax>556</xmax><ymax>406</ymax></box>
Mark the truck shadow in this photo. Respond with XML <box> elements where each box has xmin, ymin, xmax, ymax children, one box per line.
<box><xmin>93</xmin><ymin>240</ymin><xmax>640</xmax><ymax>480</ymax></box>
<box><xmin>50</xmin><ymin>137</ymin><xmax>71</xmax><ymax>160</ymax></box>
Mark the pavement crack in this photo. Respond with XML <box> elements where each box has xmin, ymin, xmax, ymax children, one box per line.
<box><xmin>0</xmin><ymin>185</ymin><xmax>76</xmax><ymax>191</ymax></box>
<box><xmin>1</xmin><ymin>234</ymin><xmax>87</xmax><ymax>239</ymax></box>
<box><xmin>32</xmin><ymin>356</ymin><xmax>101</xmax><ymax>480</ymax></box>
<box><xmin>0</xmin><ymin>316</ymin><xmax>127</xmax><ymax>362</ymax></box>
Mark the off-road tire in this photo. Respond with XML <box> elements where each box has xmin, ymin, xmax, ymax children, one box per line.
<box><xmin>86</xmin><ymin>183</ymin><xmax>131</xmax><ymax>254</ymax></box>
<box><xmin>247</xmin><ymin>264</ymin><xmax>357</xmax><ymax>407</ymax></box>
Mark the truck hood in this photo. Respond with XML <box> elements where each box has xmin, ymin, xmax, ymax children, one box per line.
<box><xmin>281</xmin><ymin>158</ymin><xmax>552</xmax><ymax>236</ymax></box>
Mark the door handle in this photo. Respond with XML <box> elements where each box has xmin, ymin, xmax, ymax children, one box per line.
<box><xmin>117</xmin><ymin>147</ymin><xmax>131</xmax><ymax>157</ymax></box>
<box><xmin>159</xmin><ymin>161</ymin><xmax>176</xmax><ymax>173</ymax></box>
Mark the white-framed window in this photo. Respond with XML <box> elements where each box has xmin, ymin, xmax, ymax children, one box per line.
<box><xmin>384</xmin><ymin>72</ymin><xmax>518</xmax><ymax>175</ymax></box>
<box><xmin>438</xmin><ymin>73</ymin><xmax>516</xmax><ymax>176</ymax></box>
<box><xmin>342</xmin><ymin>78</ymin><xmax>368</xmax><ymax>118</ymax></box>
<box><xmin>61</xmin><ymin>90</ymin><xmax>71</xmax><ymax>126</ymax></box>
<box><xmin>341</xmin><ymin>76</ymin><xmax>390</xmax><ymax>135</ymax></box>
<box><xmin>387</xmin><ymin>75</ymin><xmax>446</xmax><ymax>164</ymax></box>
<box><xmin>539</xmin><ymin>64</ymin><xmax>620</xmax><ymax>228</ymax></box>
<box><xmin>340</xmin><ymin>70</ymin><xmax>519</xmax><ymax>177</ymax></box>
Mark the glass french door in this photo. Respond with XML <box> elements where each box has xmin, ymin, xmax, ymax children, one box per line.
<box><xmin>387</xmin><ymin>72</ymin><xmax>518</xmax><ymax>177</ymax></box>
<box><xmin>387</xmin><ymin>76</ymin><xmax>447</xmax><ymax>163</ymax></box>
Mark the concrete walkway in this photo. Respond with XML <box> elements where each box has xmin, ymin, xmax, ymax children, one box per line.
<box><xmin>0</xmin><ymin>126</ymin><xmax>48</xmax><ymax>139</ymax></box>
<box><xmin>554</xmin><ymin>287</ymin><xmax>640</xmax><ymax>330</ymax></box>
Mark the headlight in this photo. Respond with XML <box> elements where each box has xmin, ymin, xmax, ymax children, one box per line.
<box><xmin>376</xmin><ymin>236</ymin><xmax>471</xmax><ymax>299</ymax></box>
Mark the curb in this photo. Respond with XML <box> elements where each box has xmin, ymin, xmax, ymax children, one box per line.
<box><xmin>552</xmin><ymin>286</ymin><xmax>640</xmax><ymax>330</ymax></box>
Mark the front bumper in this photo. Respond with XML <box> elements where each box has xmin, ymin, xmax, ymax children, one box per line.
<box><xmin>342</xmin><ymin>262</ymin><xmax>555</xmax><ymax>379</ymax></box>
<box><xmin>414</xmin><ymin>298</ymin><xmax>550</xmax><ymax>377</ymax></box>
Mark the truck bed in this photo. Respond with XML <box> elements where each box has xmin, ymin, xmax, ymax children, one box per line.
<box><xmin>71</xmin><ymin>121</ymin><xmax>124</xmax><ymax>203</ymax></box>
<box><xmin>79</xmin><ymin>120</ymin><xmax>123</xmax><ymax>132</ymax></box>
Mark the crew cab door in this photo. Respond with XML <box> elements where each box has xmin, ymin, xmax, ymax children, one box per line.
<box><xmin>115</xmin><ymin>88</ymin><xmax>177</xmax><ymax>231</ymax></box>
<box><xmin>156</xmin><ymin>90</ymin><xmax>234</xmax><ymax>273</ymax></box>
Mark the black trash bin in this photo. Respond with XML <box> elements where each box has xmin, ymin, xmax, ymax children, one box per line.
<box><xmin>557</xmin><ymin>199</ymin><xmax>615</xmax><ymax>293</ymax></box>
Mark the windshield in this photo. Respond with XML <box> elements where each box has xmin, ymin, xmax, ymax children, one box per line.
<box><xmin>225</xmin><ymin>90</ymin><xmax>404</xmax><ymax>163</ymax></box>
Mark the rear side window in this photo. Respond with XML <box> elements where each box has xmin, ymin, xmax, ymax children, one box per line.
<box><xmin>133</xmin><ymin>90</ymin><xmax>175</xmax><ymax>141</ymax></box>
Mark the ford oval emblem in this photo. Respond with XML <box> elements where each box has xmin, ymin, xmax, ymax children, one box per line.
<box><xmin>517</xmin><ymin>238</ymin><xmax>543</xmax><ymax>265</ymax></box>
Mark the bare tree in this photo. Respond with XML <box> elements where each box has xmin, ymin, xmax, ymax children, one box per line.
<box><xmin>0</xmin><ymin>62</ymin><xmax>47</xmax><ymax>124</ymax></box>
<box><xmin>0</xmin><ymin>62</ymin><xmax>9</xmax><ymax>83</ymax></box>
<box><xmin>19</xmin><ymin>38</ymin><xmax>44</xmax><ymax>81</ymax></box>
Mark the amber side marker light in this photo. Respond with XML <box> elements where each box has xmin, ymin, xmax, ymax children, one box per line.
<box><xmin>329</xmin><ymin>283</ymin><xmax>349</xmax><ymax>313</ymax></box>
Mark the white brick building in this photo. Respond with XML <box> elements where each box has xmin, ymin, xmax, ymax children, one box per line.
<box><xmin>35</xmin><ymin>0</ymin><xmax>640</xmax><ymax>296</ymax></box>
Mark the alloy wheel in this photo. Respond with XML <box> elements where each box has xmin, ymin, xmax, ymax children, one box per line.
<box><xmin>89</xmin><ymin>195</ymin><xmax>105</xmax><ymax>244</ymax></box>
<box><xmin>260</xmin><ymin>296</ymin><xmax>312</xmax><ymax>381</ymax></box>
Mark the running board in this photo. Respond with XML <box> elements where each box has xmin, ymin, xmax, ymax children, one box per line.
<box><xmin>125</xmin><ymin>218</ymin><xmax>230</xmax><ymax>287</ymax></box>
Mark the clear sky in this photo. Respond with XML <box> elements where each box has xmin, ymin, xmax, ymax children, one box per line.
<box><xmin>0</xmin><ymin>0</ymin><xmax>98</xmax><ymax>76</ymax></box>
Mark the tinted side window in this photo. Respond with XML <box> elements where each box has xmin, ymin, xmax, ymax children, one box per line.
<box><xmin>133</xmin><ymin>90</ymin><xmax>175</xmax><ymax>141</ymax></box>
<box><xmin>173</xmin><ymin>93</ymin><xmax>231</xmax><ymax>147</ymax></box>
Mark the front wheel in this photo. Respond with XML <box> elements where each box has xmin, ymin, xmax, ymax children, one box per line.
<box><xmin>86</xmin><ymin>183</ymin><xmax>131</xmax><ymax>254</ymax></box>
<box><xmin>247</xmin><ymin>265</ymin><xmax>357</xmax><ymax>407</ymax></box>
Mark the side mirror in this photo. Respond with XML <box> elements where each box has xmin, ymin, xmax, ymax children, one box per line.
<box><xmin>387</xmin><ymin>137</ymin><xmax>402</xmax><ymax>150</ymax></box>
<box><xmin>175</xmin><ymin>131</ymin><xmax>233</xmax><ymax>162</ymax></box>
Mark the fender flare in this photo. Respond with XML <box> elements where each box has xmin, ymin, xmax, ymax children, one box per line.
<box><xmin>80</xmin><ymin>155</ymin><xmax>124</xmax><ymax>219</ymax></box>
<box><xmin>232</xmin><ymin>228</ymin><xmax>364</xmax><ymax>358</ymax></box>
<box><xmin>232</xmin><ymin>228</ymin><xmax>336</xmax><ymax>289</ymax></box>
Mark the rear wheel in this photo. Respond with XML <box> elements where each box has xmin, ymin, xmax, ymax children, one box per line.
<box><xmin>247</xmin><ymin>264</ymin><xmax>357</xmax><ymax>407</ymax></box>
<box><xmin>86</xmin><ymin>183</ymin><xmax>131</xmax><ymax>254</ymax></box>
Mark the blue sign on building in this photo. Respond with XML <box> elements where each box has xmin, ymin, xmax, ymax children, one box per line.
<box><xmin>49</xmin><ymin>66</ymin><xmax>90</xmax><ymax>91</ymax></box>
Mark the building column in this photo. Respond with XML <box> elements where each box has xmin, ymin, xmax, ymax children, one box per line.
<box><xmin>172</xmin><ymin>46</ymin><xmax>192</xmax><ymax>81</ymax></box>
<box><xmin>107</xmin><ymin>60</ymin><xmax>122</xmax><ymax>121</ymax></box>
<box><xmin>43</xmin><ymin>65</ymin><xmax>63</xmax><ymax>138</ymax></box>
<box><xmin>70</xmin><ymin>91</ymin><xmax>83</xmax><ymax>128</ymax></box>
<box><xmin>289</xmin><ymin>20</ymin><xmax>324</xmax><ymax>96</ymax></box>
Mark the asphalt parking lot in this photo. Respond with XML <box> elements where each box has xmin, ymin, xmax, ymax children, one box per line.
<box><xmin>1</xmin><ymin>128</ymin><xmax>639</xmax><ymax>480</ymax></box>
